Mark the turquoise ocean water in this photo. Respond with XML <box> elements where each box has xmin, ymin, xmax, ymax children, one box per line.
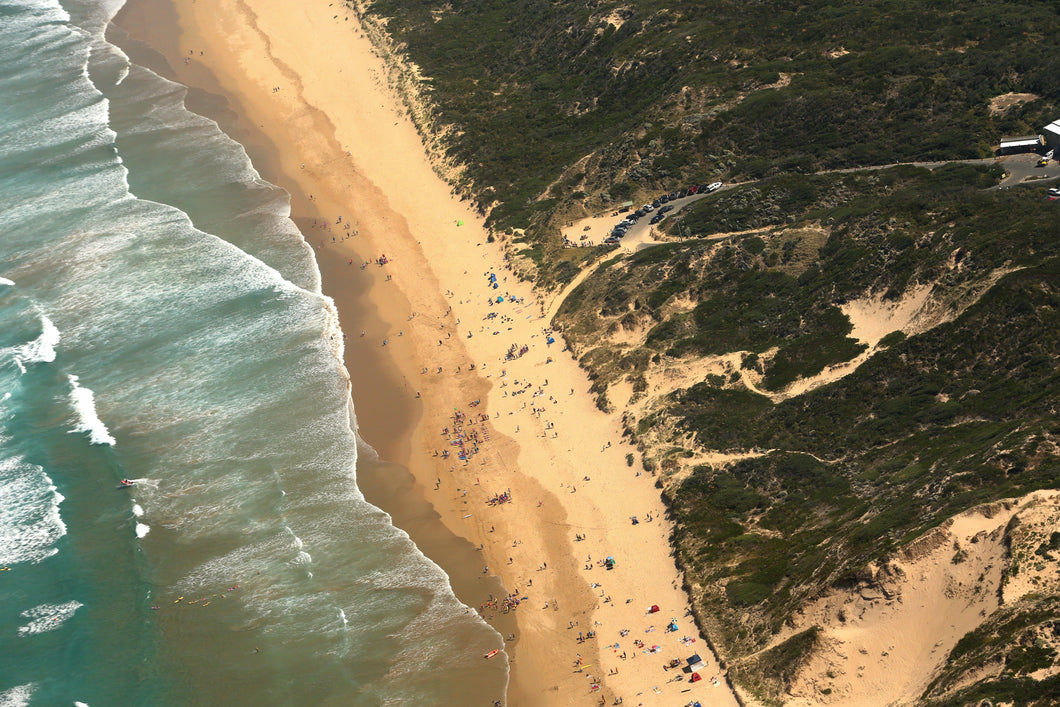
<box><xmin>0</xmin><ymin>0</ymin><xmax>506</xmax><ymax>704</ymax></box>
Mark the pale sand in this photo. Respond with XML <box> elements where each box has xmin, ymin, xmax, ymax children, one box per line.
<box><xmin>778</xmin><ymin>490</ymin><xmax>1060</xmax><ymax>706</ymax></box>
<box><xmin>149</xmin><ymin>0</ymin><xmax>738</xmax><ymax>705</ymax></box>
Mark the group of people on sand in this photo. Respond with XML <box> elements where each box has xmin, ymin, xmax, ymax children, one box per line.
<box><xmin>477</xmin><ymin>592</ymin><xmax>522</xmax><ymax>619</ymax></box>
<box><xmin>436</xmin><ymin>408</ymin><xmax>490</xmax><ymax>463</ymax></box>
<box><xmin>308</xmin><ymin>214</ymin><xmax>359</xmax><ymax>247</ymax></box>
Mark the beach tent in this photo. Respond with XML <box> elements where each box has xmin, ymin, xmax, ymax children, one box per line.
<box><xmin>690</xmin><ymin>672</ymin><xmax>702</xmax><ymax>683</ymax></box>
<box><xmin>546</xmin><ymin>336</ymin><xmax>555</xmax><ymax>345</ymax></box>
<box><xmin>687</xmin><ymin>654</ymin><xmax>706</xmax><ymax>672</ymax></box>
<box><xmin>649</xmin><ymin>604</ymin><xmax>660</xmax><ymax>613</ymax></box>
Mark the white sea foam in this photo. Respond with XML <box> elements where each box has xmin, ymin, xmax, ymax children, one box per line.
<box><xmin>67</xmin><ymin>374</ymin><xmax>116</xmax><ymax>445</ymax></box>
<box><xmin>321</xmin><ymin>295</ymin><xmax>345</xmax><ymax>364</ymax></box>
<box><xmin>17</xmin><ymin>600</ymin><xmax>82</xmax><ymax>636</ymax></box>
<box><xmin>0</xmin><ymin>684</ymin><xmax>36</xmax><ymax>707</ymax></box>
<box><xmin>132</xmin><ymin>503</ymin><xmax>143</xmax><ymax>517</ymax></box>
<box><xmin>135</xmin><ymin>522</ymin><xmax>150</xmax><ymax>538</ymax></box>
<box><xmin>13</xmin><ymin>314</ymin><xmax>60</xmax><ymax>365</ymax></box>
<box><xmin>74</xmin><ymin>702</ymin><xmax>90</xmax><ymax>707</ymax></box>
<box><xmin>0</xmin><ymin>277</ymin><xmax>13</xmax><ymax>286</ymax></box>
<box><xmin>0</xmin><ymin>455</ymin><xmax>67</xmax><ymax>565</ymax></box>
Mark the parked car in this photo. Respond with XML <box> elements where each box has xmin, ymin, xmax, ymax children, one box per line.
<box><xmin>706</xmin><ymin>181</ymin><xmax>723</xmax><ymax>192</ymax></box>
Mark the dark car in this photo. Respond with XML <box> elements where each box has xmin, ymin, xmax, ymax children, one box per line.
<box><xmin>650</xmin><ymin>214</ymin><xmax>664</xmax><ymax>225</ymax></box>
<box><xmin>652</xmin><ymin>199</ymin><xmax>661</xmax><ymax>208</ymax></box>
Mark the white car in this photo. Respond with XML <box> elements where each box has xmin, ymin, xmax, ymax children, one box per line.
<box><xmin>707</xmin><ymin>181</ymin><xmax>723</xmax><ymax>192</ymax></box>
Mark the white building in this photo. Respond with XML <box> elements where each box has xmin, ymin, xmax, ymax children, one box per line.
<box><xmin>1043</xmin><ymin>120</ymin><xmax>1060</xmax><ymax>151</ymax></box>
<box><xmin>998</xmin><ymin>135</ymin><xmax>1044</xmax><ymax>155</ymax></box>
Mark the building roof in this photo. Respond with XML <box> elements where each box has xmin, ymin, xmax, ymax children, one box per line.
<box><xmin>999</xmin><ymin>136</ymin><xmax>1042</xmax><ymax>147</ymax></box>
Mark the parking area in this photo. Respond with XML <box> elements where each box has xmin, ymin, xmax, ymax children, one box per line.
<box><xmin>995</xmin><ymin>152</ymin><xmax>1060</xmax><ymax>189</ymax></box>
<box><xmin>561</xmin><ymin>182</ymin><xmax>728</xmax><ymax>251</ymax></box>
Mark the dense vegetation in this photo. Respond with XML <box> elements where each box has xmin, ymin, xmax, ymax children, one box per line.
<box><xmin>361</xmin><ymin>0</ymin><xmax>1060</xmax><ymax>284</ymax></box>
<box><xmin>354</xmin><ymin>0</ymin><xmax>1060</xmax><ymax>701</ymax></box>
<box><xmin>554</xmin><ymin>166</ymin><xmax>1060</xmax><ymax>697</ymax></box>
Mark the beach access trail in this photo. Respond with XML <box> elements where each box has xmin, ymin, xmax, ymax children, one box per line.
<box><xmin>125</xmin><ymin>0</ymin><xmax>741</xmax><ymax>704</ymax></box>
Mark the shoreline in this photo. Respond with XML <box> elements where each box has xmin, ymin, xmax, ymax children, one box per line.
<box><xmin>110</xmin><ymin>0</ymin><xmax>739</xmax><ymax>705</ymax></box>
<box><xmin>108</xmin><ymin>2</ymin><xmax>537</xmax><ymax>702</ymax></box>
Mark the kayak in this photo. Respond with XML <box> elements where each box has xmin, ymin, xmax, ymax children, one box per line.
<box><xmin>484</xmin><ymin>649</ymin><xmax>500</xmax><ymax>659</ymax></box>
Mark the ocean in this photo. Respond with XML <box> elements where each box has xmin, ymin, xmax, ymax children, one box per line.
<box><xmin>0</xmin><ymin>0</ymin><xmax>507</xmax><ymax>704</ymax></box>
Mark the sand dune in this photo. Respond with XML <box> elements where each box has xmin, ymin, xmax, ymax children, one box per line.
<box><xmin>775</xmin><ymin>490</ymin><xmax>1059</xmax><ymax>706</ymax></box>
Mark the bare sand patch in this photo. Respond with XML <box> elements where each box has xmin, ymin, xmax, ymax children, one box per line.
<box><xmin>988</xmin><ymin>92</ymin><xmax>1040</xmax><ymax>116</ymax></box>
<box><xmin>774</xmin><ymin>490</ymin><xmax>1060</xmax><ymax>706</ymax></box>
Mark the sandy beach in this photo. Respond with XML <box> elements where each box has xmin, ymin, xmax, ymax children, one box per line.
<box><xmin>111</xmin><ymin>1</ymin><xmax>739</xmax><ymax>704</ymax></box>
